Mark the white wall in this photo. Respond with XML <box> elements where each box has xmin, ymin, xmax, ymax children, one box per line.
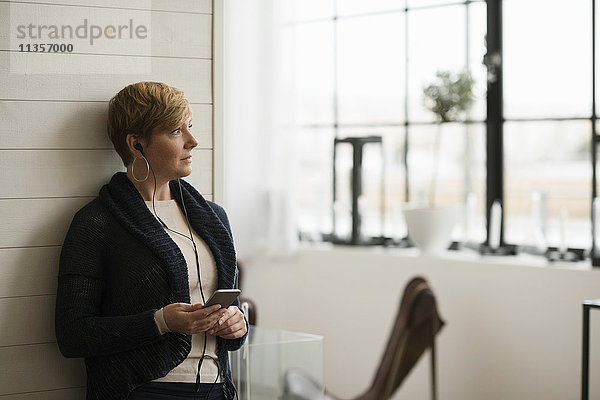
<box><xmin>242</xmin><ymin>247</ymin><xmax>600</xmax><ymax>400</ymax></box>
<box><xmin>0</xmin><ymin>1</ymin><xmax>215</xmax><ymax>398</ymax></box>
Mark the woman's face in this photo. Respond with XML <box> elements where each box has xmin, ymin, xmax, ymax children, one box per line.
<box><xmin>141</xmin><ymin>117</ymin><xmax>198</xmax><ymax>181</ymax></box>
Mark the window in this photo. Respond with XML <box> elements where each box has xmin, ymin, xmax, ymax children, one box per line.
<box><xmin>503</xmin><ymin>0</ymin><xmax>592</xmax><ymax>253</ymax></box>
<box><xmin>292</xmin><ymin>0</ymin><xmax>595</xmax><ymax>256</ymax></box>
<box><xmin>294</xmin><ymin>0</ymin><xmax>488</xmax><ymax>245</ymax></box>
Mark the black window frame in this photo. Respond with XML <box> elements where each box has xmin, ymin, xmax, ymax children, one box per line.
<box><xmin>296</xmin><ymin>0</ymin><xmax>598</xmax><ymax>263</ymax></box>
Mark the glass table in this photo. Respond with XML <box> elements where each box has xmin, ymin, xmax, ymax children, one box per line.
<box><xmin>230</xmin><ymin>326</ymin><xmax>324</xmax><ymax>400</ymax></box>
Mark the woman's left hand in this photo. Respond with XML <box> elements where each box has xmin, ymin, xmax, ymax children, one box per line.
<box><xmin>208</xmin><ymin>306</ymin><xmax>247</xmax><ymax>339</ymax></box>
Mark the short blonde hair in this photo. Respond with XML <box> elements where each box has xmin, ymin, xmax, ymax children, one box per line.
<box><xmin>107</xmin><ymin>82</ymin><xmax>192</xmax><ymax>166</ymax></box>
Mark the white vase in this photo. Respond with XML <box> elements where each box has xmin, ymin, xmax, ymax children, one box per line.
<box><xmin>402</xmin><ymin>206</ymin><xmax>460</xmax><ymax>255</ymax></box>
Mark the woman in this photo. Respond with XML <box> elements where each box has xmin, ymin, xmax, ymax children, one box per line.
<box><xmin>55</xmin><ymin>82</ymin><xmax>248</xmax><ymax>400</ymax></box>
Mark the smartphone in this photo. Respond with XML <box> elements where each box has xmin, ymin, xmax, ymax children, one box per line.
<box><xmin>204</xmin><ymin>289</ymin><xmax>241</xmax><ymax>309</ymax></box>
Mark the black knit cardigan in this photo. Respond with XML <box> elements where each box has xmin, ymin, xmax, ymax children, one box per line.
<box><xmin>55</xmin><ymin>172</ymin><xmax>247</xmax><ymax>400</ymax></box>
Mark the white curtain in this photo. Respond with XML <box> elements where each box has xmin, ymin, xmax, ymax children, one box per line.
<box><xmin>222</xmin><ymin>0</ymin><xmax>299</xmax><ymax>260</ymax></box>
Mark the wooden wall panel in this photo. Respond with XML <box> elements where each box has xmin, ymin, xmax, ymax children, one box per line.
<box><xmin>1</xmin><ymin>57</ymin><xmax>211</xmax><ymax>103</ymax></box>
<box><xmin>0</xmin><ymin>102</ymin><xmax>212</xmax><ymax>149</ymax></box>
<box><xmin>0</xmin><ymin>150</ymin><xmax>123</xmax><ymax>198</ymax></box>
<box><xmin>0</xmin><ymin>296</ymin><xmax>56</xmax><ymax>347</ymax></box>
<box><xmin>0</xmin><ymin>387</ymin><xmax>86</xmax><ymax>400</ymax></box>
<box><xmin>0</xmin><ymin>4</ymin><xmax>211</xmax><ymax>58</ymax></box>
<box><xmin>5</xmin><ymin>0</ymin><xmax>211</xmax><ymax>13</ymax></box>
<box><xmin>0</xmin><ymin>247</ymin><xmax>60</xmax><ymax>298</ymax></box>
<box><xmin>0</xmin><ymin>101</ymin><xmax>111</xmax><ymax>149</ymax></box>
<box><xmin>0</xmin><ymin>344</ymin><xmax>85</xmax><ymax>396</ymax></box>
<box><xmin>0</xmin><ymin>198</ymin><xmax>92</xmax><ymax>248</ymax></box>
<box><xmin>0</xmin><ymin>149</ymin><xmax>212</xmax><ymax>198</ymax></box>
<box><xmin>184</xmin><ymin>151</ymin><xmax>214</xmax><ymax>197</ymax></box>
<box><xmin>0</xmin><ymin>0</ymin><xmax>215</xmax><ymax>397</ymax></box>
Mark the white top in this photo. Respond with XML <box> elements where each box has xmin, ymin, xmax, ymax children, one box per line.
<box><xmin>146</xmin><ymin>199</ymin><xmax>222</xmax><ymax>383</ymax></box>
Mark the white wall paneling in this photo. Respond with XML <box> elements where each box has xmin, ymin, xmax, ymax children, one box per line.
<box><xmin>212</xmin><ymin>0</ymin><xmax>224</xmax><ymax>203</ymax></box>
<box><xmin>0</xmin><ymin>247</ymin><xmax>60</xmax><ymax>298</ymax></box>
<box><xmin>0</xmin><ymin>102</ymin><xmax>212</xmax><ymax>150</ymax></box>
<box><xmin>0</xmin><ymin>150</ymin><xmax>124</xmax><ymax>198</ymax></box>
<box><xmin>0</xmin><ymin>198</ymin><xmax>92</xmax><ymax>248</ymax></box>
<box><xmin>0</xmin><ymin>387</ymin><xmax>86</xmax><ymax>400</ymax></box>
<box><xmin>0</xmin><ymin>0</ymin><xmax>215</xmax><ymax>396</ymax></box>
<box><xmin>1</xmin><ymin>57</ymin><xmax>211</xmax><ymax>103</ymax></box>
<box><xmin>0</xmin><ymin>296</ymin><xmax>56</xmax><ymax>347</ymax></box>
<box><xmin>0</xmin><ymin>101</ymin><xmax>112</xmax><ymax>149</ymax></box>
<box><xmin>0</xmin><ymin>3</ymin><xmax>212</xmax><ymax>58</ymax></box>
<box><xmin>5</xmin><ymin>0</ymin><xmax>211</xmax><ymax>14</ymax></box>
<box><xmin>0</xmin><ymin>344</ymin><xmax>85</xmax><ymax>396</ymax></box>
<box><xmin>0</xmin><ymin>149</ymin><xmax>212</xmax><ymax>198</ymax></box>
<box><xmin>182</xmin><ymin>150</ymin><xmax>213</xmax><ymax>196</ymax></box>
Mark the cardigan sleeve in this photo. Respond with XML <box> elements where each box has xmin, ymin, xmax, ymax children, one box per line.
<box><xmin>207</xmin><ymin>201</ymin><xmax>249</xmax><ymax>351</ymax></box>
<box><xmin>224</xmin><ymin>271</ymin><xmax>249</xmax><ymax>351</ymax></box>
<box><xmin>55</xmin><ymin>205</ymin><xmax>164</xmax><ymax>359</ymax></box>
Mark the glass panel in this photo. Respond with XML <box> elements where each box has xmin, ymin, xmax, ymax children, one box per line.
<box><xmin>504</xmin><ymin>0</ymin><xmax>592</xmax><ymax>118</ymax></box>
<box><xmin>407</xmin><ymin>5</ymin><xmax>467</xmax><ymax>122</ymax></box>
<box><xmin>504</xmin><ymin>121</ymin><xmax>592</xmax><ymax>250</ymax></box>
<box><xmin>284</xmin><ymin>0</ymin><xmax>334</xmax><ymax>22</ymax></box>
<box><xmin>296</xmin><ymin>128</ymin><xmax>335</xmax><ymax>240</ymax></box>
<box><xmin>337</xmin><ymin>0</ymin><xmax>404</xmax><ymax>16</ymax></box>
<box><xmin>468</xmin><ymin>2</ymin><xmax>487</xmax><ymax>122</ymax></box>
<box><xmin>294</xmin><ymin>22</ymin><xmax>335</xmax><ymax>125</ymax></box>
<box><xmin>333</xmin><ymin>141</ymin><xmax>354</xmax><ymax>239</ymax></box>
<box><xmin>407</xmin><ymin>123</ymin><xmax>487</xmax><ymax>243</ymax></box>
<box><xmin>360</xmin><ymin>140</ymin><xmax>386</xmax><ymax>239</ymax></box>
<box><xmin>407</xmin><ymin>0</ymin><xmax>484</xmax><ymax>8</ymax></box>
<box><xmin>337</xmin><ymin>13</ymin><xmax>406</xmax><ymax>124</ymax></box>
<box><xmin>339</xmin><ymin>127</ymin><xmax>407</xmax><ymax>240</ymax></box>
<box><xmin>596</xmin><ymin>121</ymin><xmax>600</xmax><ymax>252</ymax></box>
<box><xmin>230</xmin><ymin>326</ymin><xmax>324</xmax><ymax>400</ymax></box>
<box><xmin>597</xmin><ymin>0</ymin><xmax>600</xmax><ymax>116</ymax></box>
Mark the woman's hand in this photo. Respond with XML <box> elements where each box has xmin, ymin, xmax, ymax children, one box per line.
<box><xmin>162</xmin><ymin>303</ymin><xmax>227</xmax><ymax>335</ymax></box>
<box><xmin>208</xmin><ymin>306</ymin><xmax>247</xmax><ymax>339</ymax></box>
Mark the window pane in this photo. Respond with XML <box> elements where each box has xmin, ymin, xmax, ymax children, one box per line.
<box><xmin>407</xmin><ymin>0</ymin><xmax>484</xmax><ymax>8</ymax></box>
<box><xmin>337</xmin><ymin>0</ymin><xmax>403</xmax><ymax>17</ymax></box>
<box><xmin>468</xmin><ymin>2</ymin><xmax>487</xmax><ymax>122</ymax></box>
<box><xmin>407</xmin><ymin>5</ymin><xmax>467</xmax><ymax>122</ymax></box>
<box><xmin>294</xmin><ymin>22</ymin><xmax>335</xmax><ymax>125</ymax></box>
<box><xmin>504</xmin><ymin>0</ymin><xmax>592</xmax><ymax>118</ymax></box>
<box><xmin>407</xmin><ymin>123</ymin><xmax>487</xmax><ymax>242</ymax></box>
<box><xmin>296</xmin><ymin>128</ymin><xmax>335</xmax><ymax>239</ymax></box>
<box><xmin>285</xmin><ymin>0</ymin><xmax>334</xmax><ymax>22</ymax></box>
<box><xmin>596</xmin><ymin>1</ymin><xmax>600</xmax><ymax>115</ymax></box>
<box><xmin>337</xmin><ymin>13</ymin><xmax>405</xmax><ymax>124</ymax></box>
<box><xmin>504</xmin><ymin>121</ymin><xmax>591</xmax><ymax>250</ymax></box>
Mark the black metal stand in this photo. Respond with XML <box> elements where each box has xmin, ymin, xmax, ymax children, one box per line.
<box><xmin>478</xmin><ymin>243</ymin><xmax>517</xmax><ymax>256</ymax></box>
<box><xmin>582</xmin><ymin>300</ymin><xmax>600</xmax><ymax>400</ymax></box>
<box><xmin>331</xmin><ymin>136</ymin><xmax>384</xmax><ymax>246</ymax></box>
<box><xmin>546</xmin><ymin>247</ymin><xmax>586</xmax><ymax>262</ymax></box>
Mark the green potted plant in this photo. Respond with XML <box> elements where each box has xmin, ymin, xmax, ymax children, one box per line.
<box><xmin>402</xmin><ymin>70</ymin><xmax>475</xmax><ymax>254</ymax></box>
<box><xmin>423</xmin><ymin>70</ymin><xmax>475</xmax><ymax>206</ymax></box>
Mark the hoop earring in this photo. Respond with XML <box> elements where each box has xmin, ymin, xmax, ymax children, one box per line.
<box><xmin>132</xmin><ymin>156</ymin><xmax>150</xmax><ymax>182</ymax></box>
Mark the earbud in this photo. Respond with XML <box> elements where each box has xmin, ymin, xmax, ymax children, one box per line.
<box><xmin>134</xmin><ymin>142</ymin><xmax>145</xmax><ymax>156</ymax></box>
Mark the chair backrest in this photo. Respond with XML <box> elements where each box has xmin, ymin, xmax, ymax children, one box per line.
<box><xmin>240</xmin><ymin>298</ymin><xmax>258</xmax><ymax>325</ymax></box>
<box><xmin>364</xmin><ymin>276</ymin><xmax>444</xmax><ymax>400</ymax></box>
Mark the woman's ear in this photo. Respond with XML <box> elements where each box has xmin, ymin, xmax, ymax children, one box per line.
<box><xmin>126</xmin><ymin>134</ymin><xmax>143</xmax><ymax>157</ymax></box>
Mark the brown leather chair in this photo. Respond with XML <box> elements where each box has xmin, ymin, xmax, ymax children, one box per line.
<box><xmin>283</xmin><ymin>276</ymin><xmax>445</xmax><ymax>400</ymax></box>
<box><xmin>240</xmin><ymin>297</ymin><xmax>257</xmax><ymax>326</ymax></box>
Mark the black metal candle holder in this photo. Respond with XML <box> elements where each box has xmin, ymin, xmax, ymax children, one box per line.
<box><xmin>329</xmin><ymin>136</ymin><xmax>385</xmax><ymax>246</ymax></box>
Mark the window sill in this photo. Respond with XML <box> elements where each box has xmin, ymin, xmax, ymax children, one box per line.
<box><xmin>297</xmin><ymin>241</ymin><xmax>598</xmax><ymax>273</ymax></box>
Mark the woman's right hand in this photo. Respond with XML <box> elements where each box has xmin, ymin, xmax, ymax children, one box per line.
<box><xmin>162</xmin><ymin>303</ymin><xmax>227</xmax><ymax>335</ymax></box>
